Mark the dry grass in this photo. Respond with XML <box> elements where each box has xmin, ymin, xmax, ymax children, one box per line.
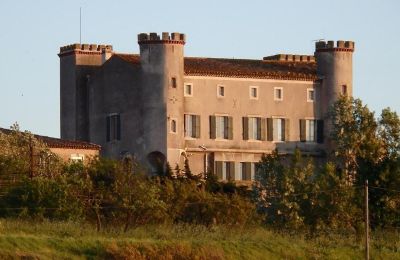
<box><xmin>0</xmin><ymin>219</ymin><xmax>398</xmax><ymax>259</ymax></box>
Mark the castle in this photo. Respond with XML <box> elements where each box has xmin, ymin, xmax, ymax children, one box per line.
<box><xmin>58</xmin><ymin>32</ymin><xmax>354</xmax><ymax>181</ymax></box>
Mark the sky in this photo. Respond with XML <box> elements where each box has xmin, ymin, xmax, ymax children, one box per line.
<box><xmin>0</xmin><ymin>0</ymin><xmax>399</xmax><ymax>138</ymax></box>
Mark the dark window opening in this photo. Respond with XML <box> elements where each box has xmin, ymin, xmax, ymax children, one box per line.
<box><xmin>342</xmin><ymin>85</ymin><xmax>347</xmax><ymax>95</ymax></box>
<box><xmin>106</xmin><ymin>114</ymin><xmax>121</xmax><ymax>142</ymax></box>
<box><xmin>172</xmin><ymin>77</ymin><xmax>177</xmax><ymax>88</ymax></box>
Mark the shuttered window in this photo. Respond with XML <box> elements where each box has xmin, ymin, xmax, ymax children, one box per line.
<box><xmin>300</xmin><ymin>119</ymin><xmax>324</xmax><ymax>143</ymax></box>
<box><xmin>267</xmin><ymin>118</ymin><xmax>289</xmax><ymax>142</ymax></box>
<box><xmin>106</xmin><ymin>114</ymin><xmax>121</xmax><ymax>142</ymax></box>
<box><xmin>215</xmin><ymin>161</ymin><xmax>235</xmax><ymax>180</ymax></box>
<box><xmin>243</xmin><ymin>117</ymin><xmax>266</xmax><ymax>141</ymax></box>
<box><xmin>211</xmin><ymin>116</ymin><xmax>233</xmax><ymax>140</ymax></box>
<box><xmin>184</xmin><ymin>114</ymin><xmax>200</xmax><ymax>138</ymax></box>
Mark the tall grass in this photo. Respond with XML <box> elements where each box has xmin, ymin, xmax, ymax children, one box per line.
<box><xmin>0</xmin><ymin>219</ymin><xmax>398</xmax><ymax>259</ymax></box>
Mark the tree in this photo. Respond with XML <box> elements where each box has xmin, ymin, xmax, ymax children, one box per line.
<box><xmin>328</xmin><ymin>96</ymin><xmax>381</xmax><ymax>184</ymax></box>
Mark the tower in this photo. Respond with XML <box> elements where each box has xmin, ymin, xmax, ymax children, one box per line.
<box><xmin>58</xmin><ymin>44</ymin><xmax>113</xmax><ymax>141</ymax></box>
<box><xmin>315</xmin><ymin>40</ymin><xmax>355</xmax><ymax>145</ymax></box>
<box><xmin>137</xmin><ymin>32</ymin><xmax>186</xmax><ymax>164</ymax></box>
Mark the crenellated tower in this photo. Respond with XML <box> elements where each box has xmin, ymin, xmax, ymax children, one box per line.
<box><xmin>58</xmin><ymin>44</ymin><xmax>113</xmax><ymax>141</ymax></box>
<box><xmin>315</xmin><ymin>40</ymin><xmax>355</xmax><ymax>146</ymax></box>
<box><xmin>137</xmin><ymin>32</ymin><xmax>186</xmax><ymax>163</ymax></box>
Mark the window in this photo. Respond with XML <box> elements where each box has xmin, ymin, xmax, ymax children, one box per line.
<box><xmin>300</xmin><ymin>119</ymin><xmax>324</xmax><ymax>143</ymax></box>
<box><xmin>240</xmin><ymin>162</ymin><xmax>255</xmax><ymax>181</ymax></box>
<box><xmin>307</xmin><ymin>88</ymin><xmax>315</xmax><ymax>102</ymax></box>
<box><xmin>341</xmin><ymin>85</ymin><xmax>347</xmax><ymax>95</ymax></box>
<box><xmin>306</xmin><ymin>119</ymin><xmax>315</xmax><ymax>142</ymax></box>
<box><xmin>184</xmin><ymin>114</ymin><xmax>200</xmax><ymax>138</ymax></box>
<box><xmin>171</xmin><ymin>77</ymin><xmax>177</xmax><ymax>88</ymax></box>
<box><xmin>217</xmin><ymin>85</ymin><xmax>225</xmax><ymax>97</ymax></box>
<box><xmin>70</xmin><ymin>154</ymin><xmax>84</xmax><ymax>162</ymax></box>
<box><xmin>267</xmin><ymin>118</ymin><xmax>289</xmax><ymax>142</ymax></box>
<box><xmin>274</xmin><ymin>87</ymin><xmax>283</xmax><ymax>101</ymax></box>
<box><xmin>170</xmin><ymin>119</ymin><xmax>177</xmax><ymax>133</ymax></box>
<box><xmin>106</xmin><ymin>114</ymin><xmax>121</xmax><ymax>142</ymax></box>
<box><xmin>250</xmin><ymin>86</ymin><xmax>258</xmax><ymax>99</ymax></box>
<box><xmin>215</xmin><ymin>161</ymin><xmax>235</xmax><ymax>180</ymax></box>
<box><xmin>210</xmin><ymin>115</ymin><xmax>233</xmax><ymax>140</ymax></box>
<box><xmin>243</xmin><ymin>117</ymin><xmax>265</xmax><ymax>141</ymax></box>
<box><xmin>184</xmin><ymin>83</ymin><xmax>193</xmax><ymax>97</ymax></box>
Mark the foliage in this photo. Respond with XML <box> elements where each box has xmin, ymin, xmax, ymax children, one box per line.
<box><xmin>253</xmin><ymin>149</ymin><xmax>363</xmax><ymax>230</ymax></box>
<box><xmin>0</xmin><ymin>176</ymin><xmax>85</xmax><ymax>220</ymax></box>
<box><xmin>0</xmin><ymin>124</ymin><xmax>62</xmax><ymax>179</ymax></box>
<box><xmin>328</xmin><ymin>96</ymin><xmax>381</xmax><ymax>183</ymax></box>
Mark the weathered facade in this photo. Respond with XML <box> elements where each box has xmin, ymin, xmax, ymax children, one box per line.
<box><xmin>59</xmin><ymin>32</ymin><xmax>354</xmax><ymax>181</ymax></box>
<box><xmin>0</xmin><ymin>128</ymin><xmax>100</xmax><ymax>163</ymax></box>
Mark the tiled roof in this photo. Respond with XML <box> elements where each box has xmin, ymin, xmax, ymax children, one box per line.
<box><xmin>0</xmin><ymin>128</ymin><xmax>101</xmax><ymax>150</ymax></box>
<box><xmin>114</xmin><ymin>53</ymin><xmax>140</xmax><ymax>64</ymax></box>
<box><xmin>184</xmin><ymin>57</ymin><xmax>316</xmax><ymax>81</ymax></box>
<box><xmin>113</xmin><ymin>54</ymin><xmax>317</xmax><ymax>81</ymax></box>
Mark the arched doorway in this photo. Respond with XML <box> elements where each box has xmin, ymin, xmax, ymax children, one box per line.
<box><xmin>147</xmin><ymin>151</ymin><xmax>166</xmax><ymax>176</ymax></box>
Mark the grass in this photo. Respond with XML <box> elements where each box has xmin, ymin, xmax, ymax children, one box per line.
<box><xmin>0</xmin><ymin>219</ymin><xmax>398</xmax><ymax>259</ymax></box>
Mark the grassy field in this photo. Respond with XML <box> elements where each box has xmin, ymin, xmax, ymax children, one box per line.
<box><xmin>0</xmin><ymin>220</ymin><xmax>398</xmax><ymax>259</ymax></box>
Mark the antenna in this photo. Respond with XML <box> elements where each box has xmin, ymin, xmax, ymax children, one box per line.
<box><xmin>79</xmin><ymin>7</ymin><xmax>82</xmax><ymax>44</ymax></box>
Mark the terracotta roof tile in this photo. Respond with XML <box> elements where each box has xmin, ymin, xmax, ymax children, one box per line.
<box><xmin>114</xmin><ymin>53</ymin><xmax>140</xmax><ymax>64</ymax></box>
<box><xmin>0</xmin><ymin>128</ymin><xmax>101</xmax><ymax>150</ymax></box>
<box><xmin>184</xmin><ymin>57</ymin><xmax>317</xmax><ymax>81</ymax></box>
<box><xmin>114</xmin><ymin>53</ymin><xmax>317</xmax><ymax>81</ymax></box>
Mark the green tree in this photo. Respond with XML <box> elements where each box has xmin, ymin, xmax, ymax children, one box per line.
<box><xmin>328</xmin><ymin>96</ymin><xmax>381</xmax><ymax>184</ymax></box>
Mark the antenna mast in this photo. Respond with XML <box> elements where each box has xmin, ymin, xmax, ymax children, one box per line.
<box><xmin>79</xmin><ymin>7</ymin><xmax>82</xmax><ymax>44</ymax></box>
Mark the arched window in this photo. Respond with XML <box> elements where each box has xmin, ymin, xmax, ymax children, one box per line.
<box><xmin>170</xmin><ymin>119</ymin><xmax>177</xmax><ymax>133</ymax></box>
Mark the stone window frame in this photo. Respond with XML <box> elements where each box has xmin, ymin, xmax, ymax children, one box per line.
<box><xmin>217</xmin><ymin>85</ymin><xmax>225</xmax><ymax>98</ymax></box>
<box><xmin>249</xmin><ymin>86</ymin><xmax>259</xmax><ymax>100</ymax></box>
<box><xmin>307</xmin><ymin>88</ymin><xmax>315</xmax><ymax>102</ymax></box>
<box><xmin>184</xmin><ymin>82</ymin><xmax>193</xmax><ymax>97</ymax></box>
<box><xmin>274</xmin><ymin>87</ymin><xmax>283</xmax><ymax>101</ymax></box>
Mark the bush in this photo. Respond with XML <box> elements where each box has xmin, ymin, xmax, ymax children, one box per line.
<box><xmin>0</xmin><ymin>176</ymin><xmax>85</xmax><ymax>220</ymax></box>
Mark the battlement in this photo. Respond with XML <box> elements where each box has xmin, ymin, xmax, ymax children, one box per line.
<box><xmin>263</xmin><ymin>54</ymin><xmax>315</xmax><ymax>62</ymax></box>
<box><xmin>138</xmin><ymin>32</ymin><xmax>186</xmax><ymax>45</ymax></box>
<box><xmin>315</xmin><ymin>40</ymin><xmax>355</xmax><ymax>52</ymax></box>
<box><xmin>59</xmin><ymin>43</ymin><xmax>113</xmax><ymax>55</ymax></box>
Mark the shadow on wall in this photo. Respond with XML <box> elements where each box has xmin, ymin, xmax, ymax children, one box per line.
<box><xmin>275</xmin><ymin>141</ymin><xmax>326</xmax><ymax>156</ymax></box>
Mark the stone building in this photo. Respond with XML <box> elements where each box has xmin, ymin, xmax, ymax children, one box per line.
<box><xmin>58</xmin><ymin>32</ymin><xmax>354</xmax><ymax>181</ymax></box>
<box><xmin>0</xmin><ymin>128</ymin><xmax>100</xmax><ymax>163</ymax></box>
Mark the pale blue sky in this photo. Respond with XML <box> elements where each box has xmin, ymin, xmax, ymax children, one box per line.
<box><xmin>0</xmin><ymin>0</ymin><xmax>399</xmax><ymax>137</ymax></box>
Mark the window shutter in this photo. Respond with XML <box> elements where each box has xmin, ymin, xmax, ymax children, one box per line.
<box><xmin>281</xmin><ymin>119</ymin><xmax>286</xmax><ymax>141</ymax></box>
<box><xmin>228</xmin><ymin>162</ymin><xmax>235</xmax><ymax>180</ymax></box>
<box><xmin>267</xmin><ymin>118</ymin><xmax>273</xmax><ymax>141</ymax></box>
<box><xmin>245</xmin><ymin>162</ymin><xmax>252</xmax><ymax>180</ymax></box>
<box><xmin>223</xmin><ymin>116</ymin><xmax>228</xmax><ymax>139</ymax></box>
<box><xmin>116</xmin><ymin>114</ymin><xmax>121</xmax><ymax>140</ymax></box>
<box><xmin>285</xmin><ymin>118</ymin><xmax>290</xmax><ymax>142</ymax></box>
<box><xmin>215</xmin><ymin>161</ymin><xmax>223</xmax><ymax>179</ymax></box>
<box><xmin>191</xmin><ymin>115</ymin><xmax>196</xmax><ymax>138</ymax></box>
<box><xmin>242</xmin><ymin>117</ymin><xmax>249</xmax><ymax>140</ymax></box>
<box><xmin>300</xmin><ymin>119</ymin><xmax>306</xmax><ymax>142</ymax></box>
<box><xmin>106</xmin><ymin>116</ymin><xmax>110</xmax><ymax>142</ymax></box>
<box><xmin>195</xmin><ymin>115</ymin><xmax>201</xmax><ymax>138</ymax></box>
<box><xmin>256</xmin><ymin>117</ymin><xmax>262</xmax><ymax>140</ymax></box>
<box><xmin>228</xmin><ymin>116</ymin><xmax>234</xmax><ymax>140</ymax></box>
<box><xmin>317</xmin><ymin>120</ymin><xmax>324</xmax><ymax>143</ymax></box>
<box><xmin>260</xmin><ymin>118</ymin><xmax>266</xmax><ymax>141</ymax></box>
<box><xmin>210</xmin><ymin>116</ymin><xmax>216</xmax><ymax>139</ymax></box>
